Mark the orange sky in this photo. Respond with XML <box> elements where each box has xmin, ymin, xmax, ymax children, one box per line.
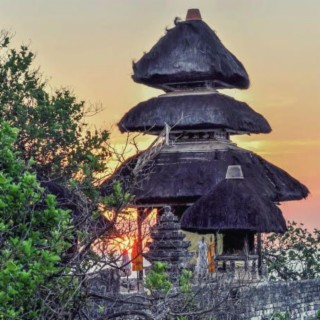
<box><xmin>1</xmin><ymin>0</ymin><xmax>319</xmax><ymax>230</ymax></box>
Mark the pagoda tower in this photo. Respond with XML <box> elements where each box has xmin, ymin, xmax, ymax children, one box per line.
<box><xmin>144</xmin><ymin>206</ymin><xmax>192</xmax><ymax>281</ymax></box>
<box><xmin>101</xmin><ymin>9</ymin><xmax>308</xmax><ymax>271</ymax></box>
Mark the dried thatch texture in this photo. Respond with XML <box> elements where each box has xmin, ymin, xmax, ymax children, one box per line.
<box><xmin>119</xmin><ymin>93</ymin><xmax>271</xmax><ymax>134</ymax></box>
<box><xmin>132</xmin><ymin>19</ymin><xmax>249</xmax><ymax>90</ymax></box>
<box><xmin>100</xmin><ymin>145</ymin><xmax>308</xmax><ymax>205</ymax></box>
<box><xmin>180</xmin><ymin>179</ymin><xmax>287</xmax><ymax>233</ymax></box>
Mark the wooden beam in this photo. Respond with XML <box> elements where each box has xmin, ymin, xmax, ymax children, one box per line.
<box><xmin>137</xmin><ymin>208</ymin><xmax>143</xmax><ymax>281</ymax></box>
<box><xmin>257</xmin><ymin>233</ymin><xmax>262</xmax><ymax>276</ymax></box>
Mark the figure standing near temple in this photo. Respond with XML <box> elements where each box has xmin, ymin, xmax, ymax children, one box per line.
<box><xmin>121</xmin><ymin>248</ymin><xmax>132</xmax><ymax>292</ymax></box>
<box><xmin>121</xmin><ymin>248</ymin><xmax>132</xmax><ymax>277</ymax></box>
<box><xmin>208</xmin><ymin>236</ymin><xmax>216</xmax><ymax>274</ymax></box>
<box><xmin>196</xmin><ymin>236</ymin><xmax>208</xmax><ymax>279</ymax></box>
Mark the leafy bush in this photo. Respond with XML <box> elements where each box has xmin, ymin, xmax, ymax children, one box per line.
<box><xmin>145</xmin><ymin>261</ymin><xmax>172</xmax><ymax>295</ymax></box>
<box><xmin>0</xmin><ymin>121</ymin><xmax>75</xmax><ymax>319</ymax></box>
<box><xmin>270</xmin><ymin>311</ymin><xmax>290</xmax><ymax>320</ymax></box>
<box><xmin>179</xmin><ymin>269</ymin><xmax>192</xmax><ymax>293</ymax></box>
<box><xmin>264</xmin><ymin>221</ymin><xmax>320</xmax><ymax>280</ymax></box>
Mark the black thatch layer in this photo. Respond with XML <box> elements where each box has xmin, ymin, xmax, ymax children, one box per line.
<box><xmin>119</xmin><ymin>93</ymin><xmax>271</xmax><ymax>134</ymax></box>
<box><xmin>100</xmin><ymin>147</ymin><xmax>309</xmax><ymax>205</ymax></box>
<box><xmin>180</xmin><ymin>179</ymin><xmax>287</xmax><ymax>233</ymax></box>
<box><xmin>133</xmin><ymin>19</ymin><xmax>249</xmax><ymax>90</ymax></box>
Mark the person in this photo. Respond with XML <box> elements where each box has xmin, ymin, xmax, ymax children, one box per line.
<box><xmin>121</xmin><ymin>248</ymin><xmax>132</xmax><ymax>277</ymax></box>
<box><xmin>121</xmin><ymin>248</ymin><xmax>132</xmax><ymax>292</ymax></box>
<box><xmin>196</xmin><ymin>236</ymin><xmax>208</xmax><ymax>279</ymax></box>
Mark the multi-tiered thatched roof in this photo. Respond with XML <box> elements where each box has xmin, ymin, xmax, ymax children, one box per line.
<box><xmin>101</xmin><ymin>8</ymin><xmax>308</xmax><ymax>238</ymax></box>
<box><xmin>133</xmin><ymin>10</ymin><xmax>249</xmax><ymax>90</ymax></box>
<box><xmin>119</xmin><ymin>92</ymin><xmax>271</xmax><ymax>134</ymax></box>
<box><xmin>101</xmin><ymin>145</ymin><xmax>308</xmax><ymax>205</ymax></box>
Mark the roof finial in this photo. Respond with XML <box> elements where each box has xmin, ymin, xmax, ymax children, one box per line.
<box><xmin>186</xmin><ymin>8</ymin><xmax>202</xmax><ymax>21</ymax></box>
<box><xmin>226</xmin><ymin>165</ymin><xmax>244</xmax><ymax>179</ymax></box>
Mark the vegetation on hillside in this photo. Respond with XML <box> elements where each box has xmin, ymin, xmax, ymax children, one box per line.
<box><xmin>264</xmin><ymin>221</ymin><xmax>320</xmax><ymax>281</ymax></box>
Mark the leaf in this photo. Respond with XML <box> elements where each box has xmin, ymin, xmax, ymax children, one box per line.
<box><xmin>6</xmin><ymin>261</ymin><xmax>17</xmax><ymax>271</ymax></box>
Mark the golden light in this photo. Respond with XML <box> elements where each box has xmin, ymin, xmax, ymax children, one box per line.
<box><xmin>92</xmin><ymin>208</ymin><xmax>157</xmax><ymax>256</ymax></box>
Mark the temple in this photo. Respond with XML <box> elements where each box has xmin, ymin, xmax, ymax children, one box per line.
<box><xmin>101</xmin><ymin>8</ymin><xmax>308</xmax><ymax>276</ymax></box>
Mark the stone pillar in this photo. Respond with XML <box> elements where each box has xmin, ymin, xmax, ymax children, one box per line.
<box><xmin>257</xmin><ymin>233</ymin><xmax>262</xmax><ymax>276</ymax></box>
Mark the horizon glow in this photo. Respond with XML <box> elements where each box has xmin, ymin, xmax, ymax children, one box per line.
<box><xmin>0</xmin><ymin>0</ymin><xmax>319</xmax><ymax>230</ymax></box>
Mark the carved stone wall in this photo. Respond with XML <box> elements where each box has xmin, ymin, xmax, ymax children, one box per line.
<box><xmin>232</xmin><ymin>279</ymin><xmax>320</xmax><ymax>320</ymax></box>
<box><xmin>82</xmin><ymin>277</ymin><xmax>320</xmax><ymax>319</ymax></box>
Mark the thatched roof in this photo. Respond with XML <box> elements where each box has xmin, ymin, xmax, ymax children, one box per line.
<box><xmin>119</xmin><ymin>92</ymin><xmax>271</xmax><ymax>134</ymax></box>
<box><xmin>132</xmin><ymin>12</ymin><xmax>249</xmax><ymax>90</ymax></box>
<box><xmin>180</xmin><ymin>172</ymin><xmax>287</xmax><ymax>233</ymax></box>
<box><xmin>100</xmin><ymin>144</ymin><xmax>309</xmax><ymax>205</ymax></box>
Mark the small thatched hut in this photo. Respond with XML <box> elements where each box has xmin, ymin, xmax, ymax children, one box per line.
<box><xmin>180</xmin><ymin>165</ymin><xmax>287</xmax><ymax>272</ymax></box>
<box><xmin>180</xmin><ymin>178</ymin><xmax>287</xmax><ymax>234</ymax></box>
<box><xmin>180</xmin><ymin>165</ymin><xmax>286</xmax><ymax>231</ymax></box>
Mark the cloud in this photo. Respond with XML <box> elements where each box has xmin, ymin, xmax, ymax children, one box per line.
<box><xmin>234</xmin><ymin>138</ymin><xmax>320</xmax><ymax>155</ymax></box>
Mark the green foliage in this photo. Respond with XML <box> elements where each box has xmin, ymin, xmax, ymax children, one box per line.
<box><xmin>179</xmin><ymin>269</ymin><xmax>192</xmax><ymax>293</ymax></box>
<box><xmin>0</xmin><ymin>30</ymin><xmax>132</xmax><ymax>319</ymax></box>
<box><xmin>98</xmin><ymin>305</ymin><xmax>105</xmax><ymax>314</ymax></box>
<box><xmin>0</xmin><ymin>121</ymin><xmax>74</xmax><ymax>319</ymax></box>
<box><xmin>264</xmin><ymin>221</ymin><xmax>320</xmax><ymax>281</ymax></box>
<box><xmin>0</xmin><ymin>30</ymin><xmax>115</xmax><ymax>319</ymax></box>
<box><xmin>317</xmin><ymin>309</ymin><xmax>320</xmax><ymax>320</ymax></box>
<box><xmin>145</xmin><ymin>262</ymin><xmax>172</xmax><ymax>295</ymax></box>
<box><xmin>269</xmin><ymin>311</ymin><xmax>290</xmax><ymax>320</ymax></box>
<box><xmin>0</xmin><ymin>32</ymin><xmax>109</xmax><ymax>191</ymax></box>
<box><xmin>103</xmin><ymin>181</ymin><xmax>133</xmax><ymax>210</ymax></box>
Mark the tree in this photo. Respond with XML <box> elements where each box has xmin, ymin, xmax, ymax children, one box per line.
<box><xmin>0</xmin><ymin>29</ymin><xmax>117</xmax><ymax>251</ymax></box>
<box><xmin>264</xmin><ymin>221</ymin><xmax>320</xmax><ymax>281</ymax></box>
<box><xmin>0</xmin><ymin>121</ymin><xmax>75</xmax><ymax>319</ymax></box>
<box><xmin>0</xmin><ymin>30</ymin><xmax>109</xmax><ymax>194</ymax></box>
<box><xmin>0</xmin><ymin>31</ymin><xmax>130</xmax><ymax>319</ymax></box>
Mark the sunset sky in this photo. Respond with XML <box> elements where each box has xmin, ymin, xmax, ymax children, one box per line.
<box><xmin>1</xmin><ymin>0</ymin><xmax>319</xmax><ymax>230</ymax></box>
